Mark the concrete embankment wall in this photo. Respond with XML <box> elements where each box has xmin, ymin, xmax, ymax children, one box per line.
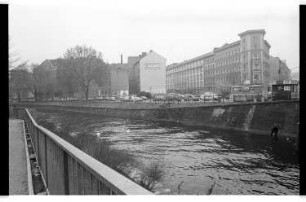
<box><xmin>17</xmin><ymin>101</ymin><xmax>299</xmax><ymax>138</ymax></box>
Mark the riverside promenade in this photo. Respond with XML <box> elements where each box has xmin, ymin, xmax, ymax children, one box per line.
<box><xmin>9</xmin><ymin>119</ymin><xmax>30</xmax><ymax>195</ymax></box>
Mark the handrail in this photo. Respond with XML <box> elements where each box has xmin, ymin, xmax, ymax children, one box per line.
<box><xmin>21</xmin><ymin>119</ymin><xmax>34</xmax><ymax>195</ymax></box>
<box><xmin>24</xmin><ymin>108</ymin><xmax>152</xmax><ymax>195</ymax></box>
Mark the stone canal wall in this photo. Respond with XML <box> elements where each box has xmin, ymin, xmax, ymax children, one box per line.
<box><xmin>17</xmin><ymin>101</ymin><xmax>299</xmax><ymax>137</ymax></box>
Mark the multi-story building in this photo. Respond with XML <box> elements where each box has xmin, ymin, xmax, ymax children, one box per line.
<box><xmin>108</xmin><ymin>63</ymin><xmax>129</xmax><ymax>97</ymax></box>
<box><xmin>166</xmin><ymin>29</ymin><xmax>280</xmax><ymax>94</ymax></box>
<box><xmin>128</xmin><ymin>50</ymin><xmax>167</xmax><ymax>94</ymax></box>
<box><xmin>91</xmin><ymin>62</ymin><xmax>129</xmax><ymax>98</ymax></box>
<box><xmin>128</xmin><ymin>53</ymin><xmax>147</xmax><ymax>95</ymax></box>
<box><xmin>269</xmin><ymin>56</ymin><xmax>291</xmax><ymax>83</ymax></box>
<box><xmin>239</xmin><ymin>30</ymin><xmax>271</xmax><ymax>88</ymax></box>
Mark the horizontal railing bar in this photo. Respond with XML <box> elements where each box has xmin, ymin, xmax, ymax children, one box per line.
<box><xmin>24</xmin><ymin>108</ymin><xmax>152</xmax><ymax>195</ymax></box>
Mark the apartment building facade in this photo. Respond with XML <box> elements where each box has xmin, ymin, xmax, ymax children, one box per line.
<box><xmin>166</xmin><ymin>29</ymin><xmax>277</xmax><ymax>94</ymax></box>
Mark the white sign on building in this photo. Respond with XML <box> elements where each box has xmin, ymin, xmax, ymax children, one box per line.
<box><xmin>144</xmin><ymin>63</ymin><xmax>161</xmax><ymax>70</ymax></box>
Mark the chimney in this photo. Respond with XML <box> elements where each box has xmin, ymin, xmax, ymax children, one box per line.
<box><xmin>121</xmin><ymin>54</ymin><xmax>123</xmax><ymax>64</ymax></box>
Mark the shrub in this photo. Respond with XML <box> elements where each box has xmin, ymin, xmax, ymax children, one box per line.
<box><xmin>138</xmin><ymin>163</ymin><xmax>163</xmax><ymax>191</ymax></box>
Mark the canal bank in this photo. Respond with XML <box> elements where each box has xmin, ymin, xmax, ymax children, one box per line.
<box><xmin>16</xmin><ymin>100</ymin><xmax>299</xmax><ymax>138</ymax></box>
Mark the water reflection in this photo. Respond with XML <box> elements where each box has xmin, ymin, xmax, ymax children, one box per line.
<box><xmin>34</xmin><ymin>109</ymin><xmax>299</xmax><ymax>195</ymax></box>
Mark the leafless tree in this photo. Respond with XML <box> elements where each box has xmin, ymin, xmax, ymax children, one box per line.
<box><xmin>138</xmin><ymin>163</ymin><xmax>163</xmax><ymax>191</ymax></box>
<box><xmin>63</xmin><ymin>45</ymin><xmax>106</xmax><ymax>101</ymax></box>
<box><xmin>25</xmin><ymin>63</ymin><xmax>41</xmax><ymax>101</ymax></box>
<box><xmin>9</xmin><ymin>37</ymin><xmax>26</xmax><ymax>70</ymax></box>
<box><xmin>9</xmin><ymin>63</ymin><xmax>32</xmax><ymax>102</ymax></box>
<box><xmin>56</xmin><ymin>59</ymin><xmax>78</xmax><ymax>99</ymax></box>
<box><xmin>31</xmin><ymin>63</ymin><xmax>58</xmax><ymax>100</ymax></box>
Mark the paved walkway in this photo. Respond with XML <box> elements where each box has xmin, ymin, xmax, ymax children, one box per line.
<box><xmin>9</xmin><ymin>119</ymin><xmax>29</xmax><ymax>195</ymax></box>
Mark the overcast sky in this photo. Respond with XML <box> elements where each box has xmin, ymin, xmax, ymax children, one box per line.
<box><xmin>9</xmin><ymin>0</ymin><xmax>300</xmax><ymax>71</ymax></box>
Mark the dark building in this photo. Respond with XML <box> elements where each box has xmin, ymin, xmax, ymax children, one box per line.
<box><xmin>272</xmin><ymin>81</ymin><xmax>299</xmax><ymax>101</ymax></box>
<box><xmin>108</xmin><ymin>63</ymin><xmax>129</xmax><ymax>97</ymax></box>
<box><xmin>128</xmin><ymin>52</ymin><xmax>147</xmax><ymax>95</ymax></box>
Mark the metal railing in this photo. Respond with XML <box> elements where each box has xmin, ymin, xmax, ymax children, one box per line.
<box><xmin>9</xmin><ymin>106</ymin><xmax>152</xmax><ymax>195</ymax></box>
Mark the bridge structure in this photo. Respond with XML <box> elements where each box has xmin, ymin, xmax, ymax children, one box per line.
<box><xmin>9</xmin><ymin>106</ymin><xmax>152</xmax><ymax>195</ymax></box>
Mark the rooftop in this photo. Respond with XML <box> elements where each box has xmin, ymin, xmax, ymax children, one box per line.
<box><xmin>167</xmin><ymin>52</ymin><xmax>214</xmax><ymax>69</ymax></box>
<box><xmin>238</xmin><ymin>29</ymin><xmax>266</xmax><ymax>37</ymax></box>
<box><xmin>213</xmin><ymin>40</ymin><xmax>240</xmax><ymax>52</ymax></box>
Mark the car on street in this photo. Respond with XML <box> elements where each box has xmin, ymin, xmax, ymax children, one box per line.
<box><xmin>140</xmin><ymin>96</ymin><xmax>149</xmax><ymax>101</ymax></box>
<box><xmin>201</xmin><ymin>92</ymin><xmax>218</xmax><ymax>101</ymax></box>
<box><xmin>130</xmin><ymin>96</ymin><xmax>142</xmax><ymax>102</ymax></box>
<box><xmin>184</xmin><ymin>94</ymin><xmax>199</xmax><ymax>102</ymax></box>
<box><xmin>165</xmin><ymin>93</ymin><xmax>183</xmax><ymax>103</ymax></box>
<box><xmin>121</xmin><ymin>96</ymin><xmax>130</xmax><ymax>102</ymax></box>
<box><xmin>153</xmin><ymin>94</ymin><xmax>166</xmax><ymax>102</ymax></box>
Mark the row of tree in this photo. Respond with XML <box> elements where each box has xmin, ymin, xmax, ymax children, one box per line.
<box><xmin>9</xmin><ymin>45</ymin><xmax>108</xmax><ymax>102</ymax></box>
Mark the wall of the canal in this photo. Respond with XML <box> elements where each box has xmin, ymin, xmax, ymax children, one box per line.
<box><xmin>17</xmin><ymin>100</ymin><xmax>299</xmax><ymax>138</ymax></box>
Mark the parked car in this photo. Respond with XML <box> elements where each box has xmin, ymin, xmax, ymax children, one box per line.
<box><xmin>121</xmin><ymin>96</ymin><xmax>130</xmax><ymax>102</ymax></box>
<box><xmin>140</xmin><ymin>96</ymin><xmax>149</xmax><ymax>101</ymax></box>
<box><xmin>165</xmin><ymin>93</ymin><xmax>183</xmax><ymax>103</ymax></box>
<box><xmin>130</xmin><ymin>96</ymin><xmax>142</xmax><ymax>102</ymax></box>
<box><xmin>201</xmin><ymin>92</ymin><xmax>218</xmax><ymax>101</ymax></box>
<box><xmin>153</xmin><ymin>94</ymin><xmax>166</xmax><ymax>102</ymax></box>
<box><xmin>193</xmin><ymin>95</ymin><xmax>200</xmax><ymax>101</ymax></box>
<box><xmin>183</xmin><ymin>94</ymin><xmax>196</xmax><ymax>101</ymax></box>
<box><xmin>104</xmin><ymin>97</ymin><xmax>111</xmax><ymax>101</ymax></box>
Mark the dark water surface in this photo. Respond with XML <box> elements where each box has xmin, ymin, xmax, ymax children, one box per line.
<box><xmin>32</xmin><ymin>108</ymin><xmax>299</xmax><ymax>195</ymax></box>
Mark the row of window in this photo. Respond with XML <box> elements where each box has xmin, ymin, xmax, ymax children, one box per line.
<box><xmin>167</xmin><ymin>74</ymin><xmax>241</xmax><ymax>88</ymax></box>
<box><xmin>215</xmin><ymin>46</ymin><xmax>240</xmax><ymax>59</ymax></box>
<box><xmin>167</xmin><ymin>65</ymin><xmax>241</xmax><ymax>78</ymax></box>
<box><xmin>167</xmin><ymin>56</ymin><xmax>266</xmax><ymax>76</ymax></box>
<box><xmin>167</xmin><ymin>62</ymin><xmax>214</xmax><ymax>74</ymax></box>
<box><xmin>215</xmin><ymin>60</ymin><xmax>240</xmax><ymax>68</ymax></box>
<box><xmin>168</xmin><ymin>76</ymin><xmax>240</xmax><ymax>86</ymax></box>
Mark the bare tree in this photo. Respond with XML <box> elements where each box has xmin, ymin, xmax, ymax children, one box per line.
<box><xmin>25</xmin><ymin>63</ymin><xmax>41</xmax><ymax>101</ymax></box>
<box><xmin>63</xmin><ymin>45</ymin><xmax>106</xmax><ymax>101</ymax></box>
<box><xmin>9</xmin><ymin>37</ymin><xmax>26</xmax><ymax>70</ymax></box>
<box><xmin>9</xmin><ymin>63</ymin><xmax>32</xmax><ymax>102</ymax></box>
<box><xmin>138</xmin><ymin>163</ymin><xmax>163</xmax><ymax>191</ymax></box>
<box><xmin>56</xmin><ymin>59</ymin><xmax>79</xmax><ymax>100</ymax></box>
<box><xmin>31</xmin><ymin>63</ymin><xmax>58</xmax><ymax>101</ymax></box>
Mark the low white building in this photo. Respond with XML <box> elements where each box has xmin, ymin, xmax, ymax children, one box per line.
<box><xmin>139</xmin><ymin>50</ymin><xmax>166</xmax><ymax>94</ymax></box>
<box><xmin>128</xmin><ymin>50</ymin><xmax>167</xmax><ymax>94</ymax></box>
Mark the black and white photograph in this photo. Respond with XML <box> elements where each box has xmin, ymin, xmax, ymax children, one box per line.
<box><xmin>8</xmin><ymin>0</ymin><xmax>301</xmax><ymax>197</ymax></box>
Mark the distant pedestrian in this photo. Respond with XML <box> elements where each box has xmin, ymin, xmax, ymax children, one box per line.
<box><xmin>270</xmin><ymin>124</ymin><xmax>279</xmax><ymax>140</ymax></box>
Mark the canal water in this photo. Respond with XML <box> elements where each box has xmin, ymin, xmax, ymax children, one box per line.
<box><xmin>32</xmin><ymin>108</ymin><xmax>299</xmax><ymax>195</ymax></box>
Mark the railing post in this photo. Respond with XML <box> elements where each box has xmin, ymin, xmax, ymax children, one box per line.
<box><xmin>63</xmin><ymin>152</ymin><xmax>69</xmax><ymax>195</ymax></box>
<box><xmin>44</xmin><ymin>135</ymin><xmax>48</xmax><ymax>187</ymax></box>
<box><xmin>33</xmin><ymin>127</ymin><xmax>37</xmax><ymax>154</ymax></box>
<box><xmin>36</xmin><ymin>129</ymin><xmax>40</xmax><ymax>164</ymax></box>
